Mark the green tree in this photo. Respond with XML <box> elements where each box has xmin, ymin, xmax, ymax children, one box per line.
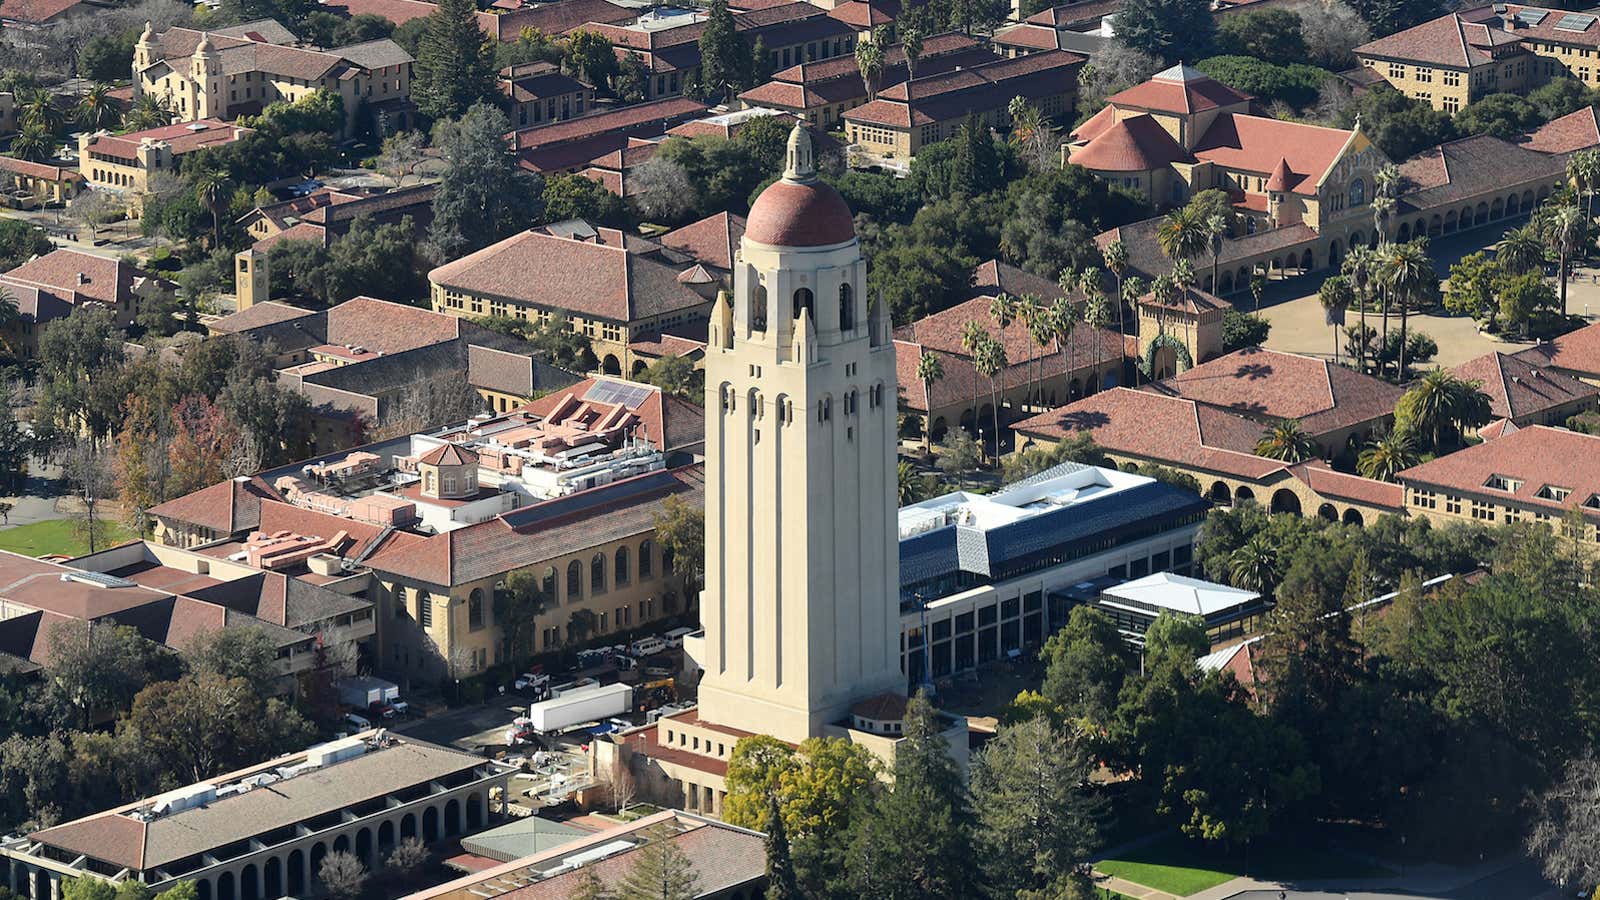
<box><xmin>414</xmin><ymin>0</ymin><xmax>495</xmax><ymax>119</ymax></box>
<box><xmin>543</xmin><ymin>172</ymin><xmax>629</xmax><ymax>226</ymax></box>
<box><xmin>1378</xmin><ymin>239</ymin><xmax>1436</xmax><ymax>380</ymax></box>
<box><xmin>427</xmin><ymin>102</ymin><xmax>544</xmax><ymax>261</ymax></box>
<box><xmin>46</xmin><ymin>620</ymin><xmax>176</xmax><ymax>728</ymax></box>
<box><xmin>695</xmin><ymin>0</ymin><xmax>750</xmax><ymax>101</ymax></box>
<box><xmin>936</xmin><ymin>429</ymin><xmax>983</xmax><ymax>489</ymax></box>
<box><xmin>1254</xmin><ymin>417</ymin><xmax>1315</xmax><ymax>462</ymax></box>
<box><xmin>1215</xmin><ymin>8</ymin><xmax>1306</xmax><ymax>64</ymax></box>
<box><xmin>1539</xmin><ymin>201</ymin><xmax>1587</xmax><ymax>317</ymax></box>
<box><xmin>1357</xmin><ymin>429</ymin><xmax>1419</xmax><ymax>482</ymax></box>
<box><xmin>183</xmin><ymin>626</ymin><xmax>283</xmax><ymax>693</ymax></box>
<box><xmin>764</xmin><ymin>792</ymin><xmax>799</xmax><ymax>900</ymax></box>
<box><xmin>1499</xmin><ymin>272</ymin><xmax>1556</xmax><ymax>337</ymax></box>
<box><xmin>971</xmin><ymin>716</ymin><xmax>1101</xmax><ymax>896</ymax></box>
<box><xmin>1455</xmin><ymin>92</ymin><xmax>1544</xmax><ymax>139</ymax></box>
<box><xmin>495</xmin><ymin>567</ymin><xmax>554</xmax><ymax>663</ymax></box>
<box><xmin>0</xmin><ymin>219</ymin><xmax>52</xmax><ymax>270</ymax></box>
<box><xmin>62</xmin><ymin>877</ymin><xmax>115</xmax><ymax>900</ymax></box>
<box><xmin>125</xmin><ymin>672</ymin><xmax>316</xmax><ymax>784</ymax></box>
<box><xmin>75</xmin><ymin>83</ymin><xmax>121</xmax><ymax>132</ymax></box>
<box><xmin>639</xmin><ymin>354</ymin><xmax>702</xmax><ymax>401</ymax></box>
<box><xmin>1220</xmin><ymin>309</ymin><xmax>1271</xmax><ymax>352</ymax></box>
<box><xmin>614</xmin><ymin>829</ymin><xmax>700</xmax><ymax>900</ymax></box>
<box><xmin>914</xmin><ymin>351</ymin><xmax>945</xmax><ymax>454</ymax></box>
<box><xmin>843</xmin><ymin>692</ymin><xmax>975</xmax><ymax>899</ymax></box>
<box><xmin>36</xmin><ymin>306</ymin><xmax>125</xmax><ymax>442</ymax></box>
<box><xmin>1229</xmin><ymin>533</ymin><xmax>1279</xmax><ymax>594</ymax></box>
<box><xmin>1115</xmin><ymin>0</ymin><xmax>1216</xmax><ymax>63</ymax></box>
<box><xmin>11</xmin><ymin>124</ymin><xmax>57</xmax><ymax>163</ymax></box>
<box><xmin>1338</xmin><ymin>86</ymin><xmax>1458</xmax><ymax>161</ymax></box>
<box><xmin>565</xmin><ymin>30</ymin><xmax>619</xmax><ymax>93</ymax></box>
<box><xmin>1145</xmin><ymin>611</ymin><xmax>1210</xmax><ymax>671</ymax></box>
<box><xmin>652</xmin><ymin>492</ymin><xmax>705</xmax><ymax>602</ymax></box>
<box><xmin>722</xmin><ymin>735</ymin><xmax>799</xmax><ymax>828</ymax></box>
<box><xmin>1039</xmin><ymin>606</ymin><xmax>1128</xmax><ymax>728</ymax></box>
<box><xmin>1443</xmin><ymin>251</ymin><xmax>1504</xmax><ymax>328</ymax></box>
<box><xmin>1394</xmin><ymin>370</ymin><xmax>1492</xmax><ymax>454</ymax></box>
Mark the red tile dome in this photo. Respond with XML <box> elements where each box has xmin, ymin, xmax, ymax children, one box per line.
<box><xmin>746</xmin><ymin>177</ymin><xmax>856</xmax><ymax>247</ymax></box>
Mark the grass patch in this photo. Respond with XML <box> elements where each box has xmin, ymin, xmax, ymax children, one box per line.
<box><xmin>0</xmin><ymin>519</ymin><xmax>135</xmax><ymax>558</ymax></box>
<box><xmin>1098</xmin><ymin>834</ymin><xmax>1395</xmax><ymax>897</ymax></box>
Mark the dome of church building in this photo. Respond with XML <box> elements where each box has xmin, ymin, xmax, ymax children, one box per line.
<box><xmin>745</xmin><ymin>123</ymin><xmax>856</xmax><ymax>248</ymax></box>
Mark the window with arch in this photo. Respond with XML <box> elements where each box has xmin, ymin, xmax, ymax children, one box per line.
<box><xmin>615</xmin><ymin>545</ymin><xmax>630</xmax><ymax>586</ymax></box>
<box><xmin>839</xmin><ymin>283</ymin><xmax>854</xmax><ymax>331</ymax></box>
<box><xmin>542</xmin><ymin>566</ymin><xmax>557</xmax><ymax>601</ymax></box>
<box><xmin>1349</xmin><ymin>177</ymin><xmax>1366</xmax><ymax>206</ymax></box>
<box><xmin>639</xmin><ymin>539</ymin><xmax>654</xmax><ymax>579</ymax></box>
<box><xmin>468</xmin><ymin>589</ymin><xmax>485</xmax><ymax>630</ymax></box>
<box><xmin>591</xmin><ymin>552</ymin><xmax>606</xmax><ymax>593</ymax></box>
<box><xmin>567</xmin><ymin>560</ymin><xmax>582</xmax><ymax>600</ymax></box>
<box><xmin>793</xmin><ymin>287</ymin><xmax>814</xmax><ymax>320</ymax></box>
<box><xmin>751</xmin><ymin>283</ymin><xmax>768</xmax><ymax>331</ymax></box>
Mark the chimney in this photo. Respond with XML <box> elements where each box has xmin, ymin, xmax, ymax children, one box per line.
<box><xmin>77</xmin><ymin>272</ymin><xmax>88</xmax><ymax>285</ymax></box>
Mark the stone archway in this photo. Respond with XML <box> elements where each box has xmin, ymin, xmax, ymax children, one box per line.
<box><xmin>1317</xmin><ymin>502</ymin><xmax>1338</xmax><ymax>521</ymax></box>
<box><xmin>333</xmin><ymin>834</ymin><xmax>350</xmax><ymax>856</ymax></box>
<box><xmin>1234</xmin><ymin>486</ymin><xmax>1256</xmax><ymax>504</ymax></box>
<box><xmin>1220</xmin><ymin>271</ymin><xmax>1235</xmax><ymax>293</ymax></box>
<box><xmin>445</xmin><ymin>798</ymin><xmax>462</xmax><ymax>837</ymax></box>
<box><xmin>217</xmin><ymin>872</ymin><xmax>235</xmax><ymax>900</ymax></box>
<box><xmin>1491</xmin><ymin>197</ymin><xmax>1503</xmax><ymax>219</ymax></box>
<box><xmin>423</xmin><ymin>806</ymin><xmax>440</xmax><ymax>842</ymax></box>
<box><xmin>1397</xmin><ymin>222</ymin><xmax>1411</xmax><ymax>241</ymax></box>
<box><xmin>1300</xmin><ymin>249</ymin><xmax>1314</xmax><ymax>271</ymax></box>
<box><xmin>264</xmin><ymin>857</ymin><xmax>282</xmax><ymax>899</ymax></box>
<box><xmin>357</xmin><ymin>828</ymin><xmax>373</xmax><ymax>865</ymax></box>
<box><xmin>310</xmin><ymin>843</ymin><xmax>327</xmax><ymax>883</ymax></box>
<box><xmin>602</xmin><ymin>354</ymin><xmax>621</xmax><ymax>376</ymax></box>
<box><xmin>1271</xmin><ymin>489</ymin><xmax>1302</xmax><ymax>515</ymax></box>
<box><xmin>1328</xmin><ymin>239</ymin><xmax>1343</xmax><ymax>269</ymax></box>
<box><xmin>240</xmin><ymin>864</ymin><xmax>259</xmax><ymax>900</ymax></box>
<box><xmin>468</xmin><ymin>793</ymin><xmax>485</xmax><ymax>830</ymax></box>
<box><xmin>630</xmin><ymin>359</ymin><xmax>647</xmax><ymax>377</ymax></box>
<box><xmin>1069</xmin><ymin>378</ymin><xmax>1082</xmax><ymax>400</ymax></box>
<box><xmin>1342</xmin><ymin>508</ymin><xmax>1365</xmax><ymax>526</ymax></box>
<box><xmin>287</xmin><ymin>850</ymin><xmax>305</xmax><ymax>895</ymax></box>
<box><xmin>198</xmin><ymin>881</ymin><xmax>212</xmax><ymax>900</ymax></box>
<box><xmin>1508</xmin><ymin>193</ymin><xmax>1521</xmax><ymax>216</ymax></box>
<box><xmin>1209</xmin><ymin>481</ymin><xmax>1232</xmax><ymax>505</ymax></box>
<box><xmin>378</xmin><ymin>820</ymin><xmax>396</xmax><ymax>852</ymax></box>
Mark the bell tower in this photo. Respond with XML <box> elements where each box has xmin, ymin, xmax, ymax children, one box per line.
<box><xmin>695</xmin><ymin>124</ymin><xmax>903</xmax><ymax>744</ymax></box>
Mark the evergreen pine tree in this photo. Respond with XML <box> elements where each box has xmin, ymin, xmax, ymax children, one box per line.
<box><xmin>614</xmin><ymin>830</ymin><xmax>700</xmax><ymax>900</ymax></box>
<box><xmin>764</xmin><ymin>792</ymin><xmax>799</xmax><ymax>900</ymax></box>
<box><xmin>414</xmin><ymin>0</ymin><xmax>495</xmax><ymax>120</ymax></box>
<box><xmin>843</xmin><ymin>692</ymin><xmax>976</xmax><ymax>900</ymax></box>
<box><xmin>696</xmin><ymin>0</ymin><xmax>750</xmax><ymax>101</ymax></box>
<box><xmin>426</xmin><ymin>102</ymin><xmax>544</xmax><ymax>262</ymax></box>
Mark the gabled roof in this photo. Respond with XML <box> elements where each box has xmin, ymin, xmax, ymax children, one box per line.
<box><xmin>657</xmin><ymin>211</ymin><xmax>747</xmax><ymax>271</ymax></box>
<box><xmin>1513</xmin><ymin>321</ymin><xmax>1600</xmax><ymax>377</ymax></box>
<box><xmin>1397</xmin><ymin>424</ymin><xmax>1600</xmax><ymax>516</ymax></box>
<box><xmin>1154</xmin><ymin>346</ymin><xmax>1403</xmax><ymax>434</ymax></box>
<box><xmin>844</xmin><ymin>49</ymin><xmax>1083</xmax><ymax>128</ymax></box>
<box><xmin>1398</xmin><ymin>133</ymin><xmax>1565</xmax><ymax>210</ymax></box>
<box><xmin>147</xmin><ymin>476</ymin><xmax>275</xmax><ymax>533</ymax></box>
<box><xmin>1191</xmin><ymin>114</ymin><xmax>1356</xmax><ymax>195</ymax></box>
<box><xmin>1354</xmin><ymin>11</ymin><xmax>1517</xmax><ymax>67</ymax></box>
<box><xmin>1450</xmin><ymin>350</ymin><xmax>1599</xmax><ymax>421</ymax></box>
<box><xmin>1522</xmin><ymin>104</ymin><xmax>1600</xmax><ymax>154</ymax></box>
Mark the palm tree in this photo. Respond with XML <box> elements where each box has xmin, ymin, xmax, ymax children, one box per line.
<box><xmin>989</xmin><ymin>291</ymin><xmax>1017</xmax><ymax>333</ymax></box>
<box><xmin>974</xmin><ymin>335</ymin><xmax>1008</xmax><ymax>461</ymax></box>
<box><xmin>1358</xmin><ymin>430</ymin><xmax>1420</xmax><ymax>482</ymax></box>
<box><xmin>1015</xmin><ymin>292</ymin><xmax>1044</xmax><ymax>409</ymax></box>
<box><xmin>1397</xmin><ymin>371</ymin><xmax>1493</xmax><ymax>453</ymax></box>
<box><xmin>960</xmin><ymin>319</ymin><xmax>985</xmax><ymax>429</ymax></box>
<box><xmin>901</xmin><ymin>26</ymin><xmax>923</xmax><ymax>80</ymax></box>
<box><xmin>1082</xmin><ymin>290</ymin><xmax>1111</xmax><ymax>394</ymax></box>
<box><xmin>1569</xmin><ymin>148</ymin><xmax>1600</xmax><ymax>220</ymax></box>
<box><xmin>1498</xmin><ymin>224</ymin><xmax>1545</xmax><ymax>276</ymax></box>
<box><xmin>125</xmin><ymin>93</ymin><xmax>174</xmax><ymax>131</ymax></box>
<box><xmin>1047</xmin><ymin>295</ymin><xmax>1076</xmax><ymax>396</ymax></box>
<box><xmin>1121</xmin><ymin>275</ymin><xmax>1146</xmax><ymax>385</ymax></box>
<box><xmin>19</xmin><ymin>90</ymin><xmax>61</xmax><ymax>135</ymax></box>
<box><xmin>1343</xmin><ymin>247</ymin><xmax>1375</xmax><ymax>374</ymax></box>
<box><xmin>1318</xmin><ymin>276</ymin><xmax>1353</xmax><ymax>365</ymax></box>
<box><xmin>1229</xmin><ymin>534</ymin><xmax>1278</xmax><ymax>594</ymax></box>
<box><xmin>192</xmin><ymin>169</ymin><xmax>231</xmax><ymax>250</ymax></box>
<box><xmin>10</xmin><ymin>124</ymin><xmax>55</xmax><ymax>163</ymax></box>
<box><xmin>1381</xmin><ymin>240</ymin><xmax>1435</xmax><ymax>381</ymax></box>
<box><xmin>1102</xmin><ymin>238</ymin><xmax>1129</xmax><ymax>335</ymax></box>
<box><xmin>1543</xmin><ymin>203</ymin><xmax>1587</xmax><ymax>316</ymax></box>
<box><xmin>1156</xmin><ymin>205</ymin><xmax>1208</xmax><ymax>264</ymax></box>
<box><xmin>1373</xmin><ymin>163</ymin><xmax>1400</xmax><ymax>240</ymax></box>
<box><xmin>76</xmin><ymin>83</ymin><xmax>121</xmax><ymax>132</ymax></box>
<box><xmin>855</xmin><ymin>36</ymin><xmax>884</xmax><ymax>102</ymax></box>
<box><xmin>0</xmin><ymin>287</ymin><xmax>19</xmax><ymax>356</ymax></box>
<box><xmin>1255</xmin><ymin>418</ymin><xmax>1316</xmax><ymax>462</ymax></box>
<box><xmin>897</xmin><ymin>460</ymin><xmax>921</xmax><ymax>505</ymax></box>
<box><xmin>1205</xmin><ymin>213</ymin><xmax>1228</xmax><ymax>294</ymax></box>
<box><xmin>915</xmin><ymin>351</ymin><xmax>944</xmax><ymax>454</ymax></box>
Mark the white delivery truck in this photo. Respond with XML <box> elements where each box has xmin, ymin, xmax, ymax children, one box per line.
<box><xmin>525</xmin><ymin>681</ymin><xmax>634</xmax><ymax>733</ymax></box>
<box><xmin>337</xmin><ymin>676</ymin><xmax>407</xmax><ymax>717</ymax></box>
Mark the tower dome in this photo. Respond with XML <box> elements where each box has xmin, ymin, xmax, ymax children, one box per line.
<box><xmin>746</xmin><ymin>122</ymin><xmax>855</xmax><ymax>248</ymax></box>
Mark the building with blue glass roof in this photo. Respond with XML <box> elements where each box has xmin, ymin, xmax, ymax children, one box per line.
<box><xmin>896</xmin><ymin>462</ymin><xmax>1209</xmax><ymax>683</ymax></box>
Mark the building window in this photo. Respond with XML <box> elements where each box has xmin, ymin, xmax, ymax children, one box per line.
<box><xmin>639</xmin><ymin>539</ymin><xmax>654</xmax><ymax>579</ymax></box>
<box><xmin>1445</xmin><ymin>495</ymin><xmax>1462</xmax><ymax>515</ymax></box>
<box><xmin>1471</xmin><ymin>499</ymin><xmax>1496</xmax><ymax>521</ymax></box>
<box><xmin>592</xmin><ymin>552</ymin><xmax>607</xmax><ymax>593</ymax></box>
<box><xmin>1388</xmin><ymin>62</ymin><xmax>1406</xmax><ymax>79</ymax></box>
<box><xmin>567</xmin><ymin>560</ymin><xmax>583</xmax><ymax>600</ymax></box>
<box><xmin>1349</xmin><ymin>177</ymin><xmax>1366</xmax><ymax>206</ymax></box>
<box><xmin>1443</xmin><ymin>70</ymin><xmax>1460</xmax><ymax>86</ymax></box>
<box><xmin>793</xmin><ymin>287</ymin><xmax>813</xmax><ymax>320</ymax></box>
<box><xmin>839</xmin><ymin>283</ymin><xmax>854</xmax><ymax>331</ymax></box>
<box><xmin>751</xmin><ymin>283</ymin><xmax>768</xmax><ymax>331</ymax></box>
<box><xmin>615</xmin><ymin>545</ymin><xmax>630</xmax><ymax>586</ymax></box>
<box><xmin>469</xmin><ymin>588</ymin><xmax>485</xmax><ymax>630</ymax></box>
<box><xmin>418</xmin><ymin>592</ymin><xmax>432</xmax><ymax>628</ymax></box>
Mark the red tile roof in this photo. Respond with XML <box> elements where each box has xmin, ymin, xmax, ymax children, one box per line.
<box><xmin>321</xmin><ymin>0</ymin><xmax>437</xmax><ymax>25</ymax></box>
<box><xmin>1191</xmin><ymin>114</ymin><xmax>1355</xmax><ymax>196</ymax></box>
<box><xmin>85</xmin><ymin>119</ymin><xmax>252</xmax><ymax>158</ymax></box>
<box><xmin>1106</xmin><ymin>63</ymin><xmax>1250</xmax><ymax>114</ymax></box>
<box><xmin>324</xmin><ymin>296</ymin><xmax>463</xmax><ymax>355</ymax></box>
<box><xmin>1287</xmin><ymin>460</ymin><xmax>1405</xmax><ymax>509</ymax></box>
<box><xmin>1478</xmin><ymin>417</ymin><xmax>1519</xmax><ymax>440</ymax></box>
<box><xmin>845</xmin><ymin>49</ymin><xmax>1083</xmax><ymax>129</ymax></box>
<box><xmin>0</xmin><ymin>156</ymin><xmax>83</xmax><ymax>182</ymax></box>
<box><xmin>475</xmin><ymin>0</ymin><xmax>635</xmax><ymax>40</ymax></box>
<box><xmin>1513</xmin><ymin>321</ymin><xmax>1600</xmax><ymax>377</ymax></box>
<box><xmin>657</xmin><ymin>211</ymin><xmax>746</xmax><ymax>271</ymax></box>
<box><xmin>251</xmin><ymin>222</ymin><xmax>328</xmax><ymax>253</ymax></box>
<box><xmin>1450</xmin><ymin>350</ymin><xmax>1598</xmax><ymax>421</ymax></box>
<box><xmin>828</xmin><ymin>0</ymin><xmax>895</xmax><ymax>26</ymax></box>
<box><xmin>1069</xmin><ymin>113</ymin><xmax>1195</xmax><ymax>172</ymax></box>
<box><xmin>1354</xmin><ymin>11</ymin><xmax>1517</xmax><ymax>67</ymax></box>
<box><xmin>1397</xmin><ymin>424</ymin><xmax>1600</xmax><ymax>517</ymax></box>
<box><xmin>746</xmin><ymin>176</ymin><xmax>856</xmax><ymax>247</ymax></box>
<box><xmin>5</xmin><ymin>248</ymin><xmax>147</xmax><ymax>308</ymax></box>
<box><xmin>1156</xmin><ymin>347</ymin><xmax>1403</xmax><ymax>434</ymax></box>
<box><xmin>428</xmin><ymin>226</ymin><xmax>711</xmax><ymax>323</ymax></box>
<box><xmin>147</xmin><ymin>476</ymin><xmax>275</xmax><ymax>533</ymax></box>
<box><xmin>1523</xmin><ymin>104</ymin><xmax>1600</xmax><ymax>154</ymax></box>
<box><xmin>0</xmin><ymin>0</ymin><xmax>82</xmax><ymax>24</ymax></box>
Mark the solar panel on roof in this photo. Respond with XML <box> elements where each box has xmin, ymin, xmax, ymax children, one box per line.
<box><xmin>1556</xmin><ymin>11</ymin><xmax>1595</xmax><ymax>30</ymax></box>
<box><xmin>584</xmin><ymin>379</ymin><xmax>653</xmax><ymax>409</ymax></box>
<box><xmin>1516</xmin><ymin>9</ymin><xmax>1548</xmax><ymax>24</ymax></box>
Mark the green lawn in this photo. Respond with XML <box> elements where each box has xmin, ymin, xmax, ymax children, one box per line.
<box><xmin>0</xmin><ymin>519</ymin><xmax>135</xmax><ymax>558</ymax></box>
<box><xmin>1097</xmin><ymin>835</ymin><xmax>1395</xmax><ymax>898</ymax></box>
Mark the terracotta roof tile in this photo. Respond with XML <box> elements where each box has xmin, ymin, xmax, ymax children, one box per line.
<box><xmin>1069</xmin><ymin>113</ymin><xmax>1195</xmax><ymax>172</ymax></box>
<box><xmin>657</xmin><ymin>211</ymin><xmax>747</xmax><ymax>270</ymax></box>
<box><xmin>1523</xmin><ymin>104</ymin><xmax>1600</xmax><ymax>154</ymax></box>
<box><xmin>1106</xmin><ymin>63</ymin><xmax>1251</xmax><ymax>114</ymax></box>
<box><xmin>1397</xmin><ymin>424</ymin><xmax>1600</xmax><ymax>517</ymax></box>
<box><xmin>1450</xmin><ymin>350</ymin><xmax>1598</xmax><ymax>421</ymax></box>
<box><xmin>1288</xmin><ymin>460</ymin><xmax>1404</xmax><ymax>508</ymax></box>
<box><xmin>1191</xmin><ymin>114</ymin><xmax>1354</xmax><ymax>196</ymax></box>
<box><xmin>476</xmin><ymin>0</ymin><xmax>634</xmax><ymax>40</ymax></box>
<box><xmin>321</xmin><ymin>0</ymin><xmax>436</xmax><ymax>25</ymax></box>
<box><xmin>1398</xmin><ymin>134</ymin><xmax>1565</xmax><ymax>211</ymax></box>
<box><xmin>0</xmin><ymin>0</ymin><xmax>82</xmax><ymax>24</ymax></box>
<box><xmin>1156</xmin><ymin>346</ymin><xmax>1403</xmax><ymax>434</ymax></box>
<box><xmin>1513</xmin><ymin>321</ymin><xmax>1600</xmax><ymax>377</ymax></box>
<box><xmin>324</xmin><ymin>296</ymin><xmax>462</xmax><ymax>355</ymax></box>
<box><xmin>845</xmin><ymin>49</ymin><xmax>1083</xmax><ymax>129</ymax></box>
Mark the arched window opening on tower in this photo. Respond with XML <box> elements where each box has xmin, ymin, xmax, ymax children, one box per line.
<box><xmin>839</xmin><ymin>283</ymin><xmax>854</xmax><ymax>331</ymax></box>
<box><xmin>752</xmin><ymin>284</ymin><xmax>768</xmax><ymax>332</ymax></box>
<box><xmin>793</xmin><ymin>288</ymin><xmax>813</xmax><ymax>320</ymax></box>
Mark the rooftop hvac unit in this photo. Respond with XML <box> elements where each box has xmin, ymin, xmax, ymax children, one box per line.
<box><xmin>305</xmin><ymin>736</ymin><xmax>368</xmax><ymax>767</ymax></box>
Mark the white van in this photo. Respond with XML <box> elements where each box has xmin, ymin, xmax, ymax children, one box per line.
<box><xmin>663</xmin><ymin>627</ymin><xmax>695</xmax><ymax>648</ymax></box>
<box><xmin>343</xmin><ymin>712</ymin><xmax>371</xmax><ymax>731</ymax></box>
<box><xmin>629</xmin><ymin>636</ymin><xmax>667</xmax><ymax>658</ymax></box>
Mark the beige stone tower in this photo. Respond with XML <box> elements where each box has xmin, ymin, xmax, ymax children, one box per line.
<box><xmin>693</xmin><ymin>123</ymin><xmax>904</xmax><ymax>745</ymax></box>
<box><xmin>132</xmin><ymin>22</ymin><xmax>157</xmax><ymax>97</ymax></box>
<box><xmin>190</xmin><ymin>33</ymin><xmax>222</xmax><ymax>120</ymax></box>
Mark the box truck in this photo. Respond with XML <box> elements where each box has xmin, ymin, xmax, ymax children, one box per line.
<box><xmin>526</xmin><ymin>681</ymin><xmax>633</xmax><ymax>733</ymax></box>
<box><xmin>337</xmin><ymin>676</ymin><xmax>407</xmax><ymax>717</ymax></box>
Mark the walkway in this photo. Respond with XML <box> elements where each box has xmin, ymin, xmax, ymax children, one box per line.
<box><xmin>1100</xmin><ymin>854</ymin><xmax>1559</xmax><ymax>900</ymax></box>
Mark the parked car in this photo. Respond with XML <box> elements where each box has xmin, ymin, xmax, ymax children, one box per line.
<box><xmin>515</xmin><ymin>672</ymin><xmax>551</xmax><ymax>692</ymax></box>
<box><xmin>663</xmin><ymin>627</ymin><xmax>695</xmax><ymax>648</ymax></box>
<box><xmin>343</xmin><ymin>712</ymin><xmax>371</xmax><ymax>730</ymax></box>
<box><xmin>629</xmin><ymin>637</ymin><xmax>666</xmax><ymax>658</ymax></box>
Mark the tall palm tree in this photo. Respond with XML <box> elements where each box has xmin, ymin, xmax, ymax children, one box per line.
<box><xmin>898</xmin><ymin>460</ymin><xmax>921</xmax><ymax>505</ymax></box>
<box><xmin>1543</xmin><ymin>203</ymin><xmax>1587</xmax><ymax>316</ymax></box>
<box><xmin>125</xmin><ymin>93</ymin><xmax>174</xmax><ymax>131</ymax></box>
<box><xmin>1569</xmin><ymin>148</ymin><xmax>1600</xmax><ymax>220</ymax></box>
<box><xmin>855</xmin><ymin>36</ymin><xmax>884</xmax><ymax>102</ymax></box>
<box><xmin>959</xmin><ymin>319</ymin><xmax>985</xmax><ymax>430</ymax></box>
<box><xmin>1156</xmin><ymin>205</ymin><xmax>1208</xmax><ymax>264</ymax></box>
<box><xmin>0</xmin><ymin>287</ymin><xmax>19</xmax><ymax>356</ymax></box>
<box><xmin>1358</xmin><ymin>430</ymin><xmax>1420</xmax><ymax>482</ymax></box>
<box><xmin>1255</xmin><ymin>418</ymin><xmax>1316</xmax><ymax>462</ymax></box>
<box><xmin>76</xmin><ymin>83</ymin><xmax>120</xmax><ymax>132</ymax></box>
<box><xmin>1102</xmin><ymin>238</ymin><xmax>1129</xmax><ymax>335</ymax></box>
<box><xmin>1373</xmin><ymin>163</ymin><xmax>1400</xmax><ymax>240</ymax></box>
<box><xmin>1342</xmin><ymin>247</ymin><xmax>1375</xmax><ymax>374</ymax></box>
<box><xmin>1082</xmin><ymin>289</ymin><xmax>1111</xmax><ymax>394</ymax></box>
<box><xmin>19</xmin><ymin>90</ymin><xmax>61</xmax><ymax>135</ymax></box>
<box><xmin>989</xmin><ymin>291</ymin><xmax>1017</xmax><ymax>334</ymax></box>
<box><xmin>1398</xmin><ymin>371</ymin><xmax>1493</xmax><ymax>453</ymax></box>
<box><xmin>974</xmin><ymin>335</ymin><xmax>1008</xmax><ymax>461</ymax></box>
<box><xmin>1381</xmin><ymin>240</ymin><xmax>1435</xmax><ymax>381</ymax></box>
<box><xmin>1318</xmin><ymin>276</ymin><xmax>1353</xmax><ymax>365</ymax></box>
<box><xmin>10</xmin><ymin>124</ymin><xmax>55</xmax><ymax>163</ymax></box>
<box><xmin>1497</xmin><ymin>224</ymin><xmax>1545</xmax><ymax>276</ymax></box>
<box><xmin>915</xmin><ymin>351</ymin><xmax>944</xmax><ymax>454</ymax></box>
<box><xmin>1229</xmin><ymin>534</ymin><xmax>1278</xmax><ymax>594</ymax></box>
<box><xmin>192</xmin><ymin>169</ymin><xmax>231</xmax><ymax>250</ymax></box>
<box><xmin>901</xmin><ymin>26</ymin><xmax>923</xmax><ymax>80</ymax></box>
<box><xmin>1121</xmin><ymin>275</ymin><xmax>1146</xmax><ymax>385</ymax></box>
<box><xmin>1015</xmin><ymin>293</ymin><xmax>1044</xmax><ymax>409</ymax></box>
<box><xmin>1205</xmin><ymin>213</ymin><xmax>1228</xmax><ymax>294</ymax></box>
<box><xmin>1047</xmin><ymin>296</ymin><xmax>1076</xmax><ymax>397</ymax></box>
